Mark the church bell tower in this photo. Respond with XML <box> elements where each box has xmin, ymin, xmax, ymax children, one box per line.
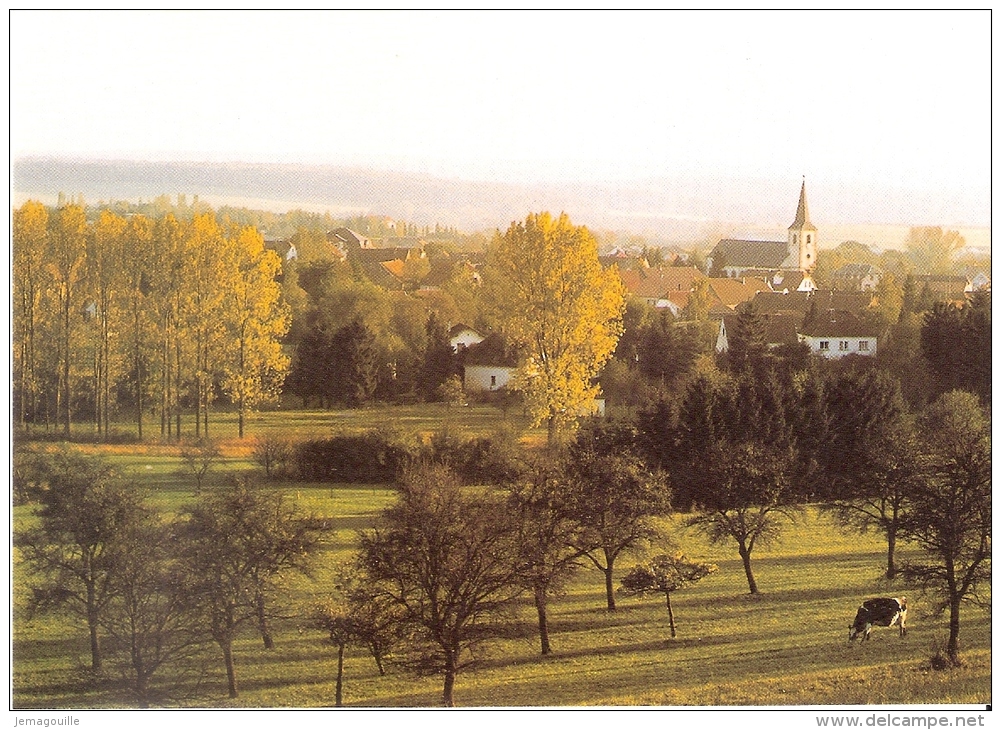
<box><xmin>788</xmin><ymin>179</ymin><xmax>817</xmax><ymax>273</ymax></box>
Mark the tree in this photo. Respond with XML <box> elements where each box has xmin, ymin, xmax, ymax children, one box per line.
<box><xmin>88</xmin><ymin>210</ymin><xmax>128</xmax><ymax>438</ymax></box>
<box><xmin>673</xmin><ymin>372</ymin><xmax>799</xmax><ymax>594</ymax></box>
<box><xmin>905</xmin><ymin>226</ymin><xmax>965</xmax><ymax>274</ymax></box>
<box><xmin>333</xmin><ymin>319</ymin><xmax>379</xmax><ymax>407</ymax></box>
<box><xmin>16</xmin><ymin>452</ymin><xmax>150</xmax><ymax>671</ymax></box>
<box><xmin>483</xmin><ymin>212</ymin><xmax>625</xmax><ymax>445</ymax></box>
<box><xmin>921</xmin><ymin>294</ymin><xmax>991</xmax><ymax>405</ymax></box>
<box><xmin>99</xmin><ymin>517</ymin><xmax>208</xmax><ymax>707</ymax></box>
<box><xmin>506</xmin><ymin>457</ymin><xmax>585</xmax><ymax>655</ymax></box>
<box><xmin>900</xmin><ymin>392</ymin><xmax>991</xmax><ymax>666</ymax></box>
<box><xmin>13</xmin><ymin>201</ymin><xmax>49</xmax><ymax>430</ymax></box>
<box><xmin>421</xmin><ymin>311</ymin><xmax>455</xmax><ymax>401</ymax></box>
<box><xmin>823</xmin><ymin>418</ymin><xmax>921</xmax><ymax>579</ymax></box>
<box><xmin>178</xmin><ymin>439</ymin><xmax>221</xmax><ymax>496</ymax></box>
<box><xmin>358</xmin><ymin>464</ymin><xmax>525</xmax><ymax>706</ymax></box>
<box><xmin>309</xmin><ymin>598</ymin><xmax>356</xmax><ymax>707</ymax></box>
<box><xmin>48</xmin><ymin>205</ymin><xmax>89</xmax><ymax>436</ymax></box>
<box><xmin>179</xmin><ymin>484</ymin><xmax>324</xmax><ymax>697</ymax></box>
<box><xmin>565</xmin><ymin>423</ymin><xmax>671</xmax><ymax>610</ymax></box>
<box><xmin>220</xmin><ymin>226</ymin><xmax>291</xmax><ymax>438</ymax></box>
<box><xmin>725</xmin><ymin>302</ymin><xmax>769</xmax><ymax>374</ymax></box>
<box><xmin>619</xmin><ymin>553</ymin><xmax>718</xmax><ymax>638</ymax></box>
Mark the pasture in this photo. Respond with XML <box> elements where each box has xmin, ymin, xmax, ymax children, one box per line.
<box><xmin>10</xmin><ymin>406</ymin><xmax>992</xmax><ymax>708</ymax></box>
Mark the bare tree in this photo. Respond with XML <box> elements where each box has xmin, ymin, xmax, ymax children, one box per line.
<box><xmin>900</xmin><ymin>391</ymin><xmax>991</xmax><ymax>666</ymax></box>
<box><xmin>359</xmin><ymin>464</ymin><xmax>525</xmax><ymax>706</ymax></box>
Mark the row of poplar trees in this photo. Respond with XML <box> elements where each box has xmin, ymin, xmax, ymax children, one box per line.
<box><xmin>13</xmin><ymin>201</ymin><xmax>290</xmax><ymax>440</ymax></box>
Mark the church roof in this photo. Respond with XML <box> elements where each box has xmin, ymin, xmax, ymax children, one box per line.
<box><xmin>789</xmin><ymin>180</ymin><xmax>817</xmax><ymax>231</ymax></box>
<box><xmin>711</xmin><ymin>239</ymin><xmax>789</xmax><ymax>269</ymax></box>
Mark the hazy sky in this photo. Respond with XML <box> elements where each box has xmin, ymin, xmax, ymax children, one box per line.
<box><xmin>10</xmin><ymin>10</ymin><xmax>990</xmax><ymax>221</ymax></box>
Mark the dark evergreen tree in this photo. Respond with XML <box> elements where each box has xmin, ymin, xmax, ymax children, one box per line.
<box><xmin>421</xmin><ymin>312</ymin><xmax>455</xmax><ymax>401</ymax></box>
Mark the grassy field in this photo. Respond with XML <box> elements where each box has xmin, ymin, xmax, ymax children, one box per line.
<box><xmin>10</xmin><ymin>406</ymin><xmax>992</xmax><ymax>709</ymax></box>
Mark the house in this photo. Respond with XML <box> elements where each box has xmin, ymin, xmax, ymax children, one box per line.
<box><xmin>449</xmin><ymin>323</ymin><xmax>485</xmax><ymax>353</ymax></box>
<box><xmin>328</xmin><ymin>228</ymin><xmax>371</xmax><ymax>252</ymax></box>
<box><xmin>744</xmin><ymin>290</ymin><xmax>875</xmax><ymax>320</ymax></box>
<box><xmin>716</xmin><ymin>312</ymin><xmax>801</xmax><ymax>353</ymax></box>
<box><xmin>263</xmin><ymin>237</ymin><xmax>298</xmax><ymax>262</ymax></box>
<box><xmin>797</xmin><ymin>311</ymin><xmax>879</xmax><ymax>358</ymax></box>
<box><xmin>704</xmin><ymin>277</ymin><xmax>771</xmax><ymax>316</ymax></box>
<box><xmin>619</xmin><ymin>266</ymin><xmax>706</xmax><ymax>310</ymax></box>
<box><xmin>831</xmin><ymin>263</ymin><xmax>882</xmax><ymax>292</ymax></box>
<box><xmin>460</xmin><ymin>333</ymin><xmax>519</xmax><ymax>392</ymax></box>
<box><xmin>707</xmin><ymin>181</ymin><xmax>818</xmax><ymax>284</ymax></box>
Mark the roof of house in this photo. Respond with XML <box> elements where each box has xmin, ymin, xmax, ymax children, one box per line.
<box><xmin>706</xmin><ymin>277</ymin><xmax>770</xmax><ymax>308</ymax></box>
<box><xmin>354</xmin><ymin>246</ymin><xmax>421</xmax><ymax>263</ymax></box>
<box><xmin>710</xmin><ymin>239</ymin><xmax>790</xmax><ymax>269</ymax></box>
<box><xmin>619</xmin><ymin>266</ymin><xmax>706</xmax><ymax>299</ymax></box>
<box><xmin>448</xmin><ymin>323</ymin><xmax>482</xmax><ymax>338</ymax></box>
<box><xmin>328</xmin><ymin>228</ymin><xmax>370</xmax><ymax>248</ymax></box>
<box><xmin>799</xmin><ymin>311</ymin><xmax>881</xmax><ymax>338</ymax></box>
<box><xmin>721</xmin><ymin>312</ymin><xmax>802</xmax><ymax>347</ymax></box>
<box><xmin>743</xmin><ymin>290</ymin><xmax>874</xmax><ymax>318</ymax></box>
<box><xmin>461</xmin><ymin>333</ymin><xmax>520</xmax><ymax>367</ymax></box>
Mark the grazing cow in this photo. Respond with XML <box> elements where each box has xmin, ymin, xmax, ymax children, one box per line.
<box><xmin>848</xmin><ymin>597</ymin><xmax>907</xmax><ymax>642</ymax></box>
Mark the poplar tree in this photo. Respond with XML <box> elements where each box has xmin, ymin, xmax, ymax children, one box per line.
<box><xmin>484</xmin><ymin>212</ymin><xmax>625</xmax><ymax>445</ymax></box>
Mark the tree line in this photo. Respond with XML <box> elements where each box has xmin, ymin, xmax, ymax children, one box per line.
<box><xmin>13</xmin><ymin>201</ymin><xmax>290</xmax><ymax>440</ymax></box>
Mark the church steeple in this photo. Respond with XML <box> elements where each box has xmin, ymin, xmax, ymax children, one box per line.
<box><xmin>788</xmin><ymin>178</ymin><xmax>817</xmax><ymax>274</ymax></box>
<box><xmin>791</xmin><ymin>179</ymin><xmax>814</xmax><ymax>229</ymax></box>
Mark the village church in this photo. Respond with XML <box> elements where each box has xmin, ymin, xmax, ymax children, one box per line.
<box><xmin>707</xmin><ymin>180</ymin><xmax>818</xmax><ymax>292</ymax></box>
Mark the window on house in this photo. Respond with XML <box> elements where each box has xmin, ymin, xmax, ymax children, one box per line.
<box><xmin>839</xmin><ymin>341</ymin><xmax>849</xmax><ymax>351</ymax></box>
<box><xmin>807</xmin><ymin>235</ymin><xmax>811</xmax><ymax>244</ymax></box>
<box><xmin>490</xmin><ymin>375</ymin><xmax>497</xmax><ymax>388</ymax></box>
<box><xmin>859</xmin><ymin>340</ymin><xmax>870</xmax><ymax>351</ymax></box>
<box><xmin>819</xmin><ymin>341</ymin><xmax>830</xmax><ymax>350</ymax></box>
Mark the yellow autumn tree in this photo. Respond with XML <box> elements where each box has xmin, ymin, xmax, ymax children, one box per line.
<box><xmin>13</xmin><ymin>201</ymin><xmax>49</xmax><ymax>430</ymax></box>
<box><xmin>484</xmin><ymin>212</ymin><xmax>625</xmax><ymax>445</ymax></box>
<box><xmin>220</xmin><ymin>226</ymin><xmax>291</xmax><ymax>438</ymax></box>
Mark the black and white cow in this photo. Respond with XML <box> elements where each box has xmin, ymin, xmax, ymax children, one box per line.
<box><xmin>848</xmin><ymin>597</ymin><xmax>907</xmax><ymax>642</ymax></box>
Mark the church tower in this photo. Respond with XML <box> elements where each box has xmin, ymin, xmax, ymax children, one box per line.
<box><xmin>788</xmin><ymin>179</ymin><xmax>817</xmax><ymax>273</ymax></box>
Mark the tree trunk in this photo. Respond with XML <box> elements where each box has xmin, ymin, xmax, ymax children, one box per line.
<box><xmin>221</xmin><ymin>640</ymin><xmax>238</xmax><ymax>698</ymax></box>
<box><xmin>947</xmin><ymin>594</ymin><xmax>962</xmax><ymax>665</ymax></box>
<box><xmin>86</xmin><ymin>575</ymin><xmax>101</xmax><ymax>671</ymax></box>
<box><xmin>885</xmin><ymin>524</ymin><xmax>897</xmax><ymax>579</ymax></box>
<box><xmin>665</xmin><ymin>591</ymin><xmax>677</xmax><ymax>638</ymax></box>
<box><xmin>372</xmin><ymin>645</ymin><xmax>386</xmax><ymax>677</ymax></box>
<box><xmin>335</xmin><ymin>640</ymin><xmax>345</xmax><ymax>707</ymax></box>
<box><xmin>88</xmin><ymin>612</ymin><xmax>102</xmax><ymax>671</ymax></box>
<box><xmin>534</xmin><ymin>585</ymin><xmax>551</xmax><ymax>655</ymax></box>
<box><xmin>442</xmin><ymin>650</ymin><xmax>457</xmax><ymax>707</ymax></box>
<box><xmin>604</xmin><ymin>551</ymin><xmax>617</xmax><ymax>611</ymax></box>
<box><xmin>738</xmin><ymin>542</ymin><xmax>758</xmax><ymax>594</ymax></box>
<box><xmin>256</xmin><ymin>591</ymin><xmax>273</xmax><ymax>649</ymax></box>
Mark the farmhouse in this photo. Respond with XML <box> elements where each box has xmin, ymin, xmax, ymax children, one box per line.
<box><xmin>798</xmin><ymin>311</ymin><xmax>879</xmax><ymax>358</ymax></box>
<box><xmin>460</xmin><ymin>333</ymin><xmax>518</xmax><ymax>392</ymax></box>
<box><xmin>707</xmin><ymin>180</ymin><xmax>818</xmax><ymax>290</ymax></box>
<box><xmin>449</xmin><ymin>323</ymin><xmax>485</xmax><ymax>353</ymax></box>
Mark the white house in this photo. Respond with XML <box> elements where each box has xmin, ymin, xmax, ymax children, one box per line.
<box><xmin>460</xmin><ymin>333</ymin><xmax>518</xmax><ymax>392</ymax></box>
<box><xmin>448</xmin><ymin>323</ymin><xmax>485</xmax><ymax>353</ymax></box>
<box><xmin>797</xmin><ymin>312</ymin><xmax>879</xmax><ymax>359</ymax></box>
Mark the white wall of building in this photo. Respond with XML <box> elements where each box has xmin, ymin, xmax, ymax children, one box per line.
<box><xmin>464</xmin><ymin>365</ymin><xmax>513</xmax><ymax>392</ymax></box>
<box><xmin>799</xmin><ymin>335</ymin><xmax>877</xmax><ymax>359</ymax></box>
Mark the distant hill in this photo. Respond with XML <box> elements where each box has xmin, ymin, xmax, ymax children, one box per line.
<box><xmin>12</xmin><ymin>157</ymin><xmax>990</xmax><ymax>251</ymax></box>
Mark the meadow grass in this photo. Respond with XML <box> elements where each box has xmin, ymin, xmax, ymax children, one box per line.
<box><xmin>10</xmin><ymin>407</ymin><xmax>992</xmax><ymax>709</ymax></box>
